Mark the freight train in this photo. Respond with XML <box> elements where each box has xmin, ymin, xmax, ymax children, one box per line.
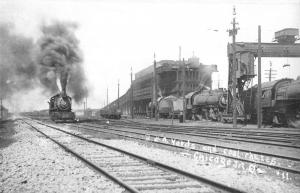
<box><xmin>49</xmin><ymin>94</ymin><xmax>76</xmax><ymax>122</ymax></box>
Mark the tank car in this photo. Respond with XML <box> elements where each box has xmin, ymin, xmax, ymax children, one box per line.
<box><xmin>49</xmin><ymin>94</ymin><xmax>75</xmax><ymax>122</ymax></box>
<box><xmin>244</xmin><ymin>78</ymin><xmax>300</xmax><ymax>128</ymax></box>
<box><xmin>192</xmin><ymin>89</ymin><xmax>227</xmax><ymax>121</ymax></box>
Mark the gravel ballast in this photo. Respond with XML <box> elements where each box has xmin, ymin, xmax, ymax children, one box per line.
<box><xmin>0</xmin><ymin>120</ymin><xmax>125</xmax><ymax>193</ymax></box>
<box><xmin>101</xmin><ymin>139</ymin><xmax>300</xmax><ymax>193</ymax></box>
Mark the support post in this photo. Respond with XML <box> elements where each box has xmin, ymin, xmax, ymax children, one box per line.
<box><xmin>232</xmin><ymin>13</ymin><xmax>238</xmax><ymax>128</ymax></box>
<box><xmin>1</xmin><ymin>98</ymin><xmax>2</xmax><ymax>119</ymax></box>
<box><xmin>257</xmin><ymin>25</ymin><xmax>262</xmax><ymax>128</ymax></box>
<box><xmin>106</xmin><ymin>88</ymin><xmax>108</xmax><ymax>106</ymax></box>
<box><xmin>86</xmin><ymin>97</ymin><xmax>87</xmax><ymax>110</ymax></box>
<box><xmin>117</xmin><ymin>79</ymin><xmax>120</xmax><ymax>109</ymax></box>
<box><xmin>153</xmin><ymin>53</ymin><xmax>158</xmax><ymax>121</ymax></box>
<box><xmin>131</xmin><ymin>67</ymin><xmax>134</xmax><ymax>119</ymax></box>
<box><xmin>182</xmin><ymin>58</ymin><xmax>186</xmax><ymax>123</ymax></box>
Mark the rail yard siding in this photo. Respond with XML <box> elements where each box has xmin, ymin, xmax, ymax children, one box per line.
<box><xmin>145</xmin><ymin>134</ymin><xmax>297</xmax><ymax>182</ymax></box>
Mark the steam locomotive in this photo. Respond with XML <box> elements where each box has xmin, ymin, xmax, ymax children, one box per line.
<box><xmin>244</xmin><ymin>78</ymin><xmax>300</xmax><ymax>127</ymax></box>
<box><xmin>189</xmin><ymin>89</ymin><xmax>227</xmax><ymax>121</ymax></box>
<box><xmin>49</xmin><ymin>94</ymin><xmax>76</xmax><ymax>122</ymax></box>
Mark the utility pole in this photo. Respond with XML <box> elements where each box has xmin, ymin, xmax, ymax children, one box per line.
<box><xmin>257</xmin><ymin>25</ymin><xmax>262</xmax><ymax>128</ymax></box>
<box><xmin>182</xmin><ymin>58</ymin><xmax>186</xmax><ymax>123</ymax></box>
<box><xmin>153</xmin><ymin>53</ymin><xmax>158</xmax><ymax>121</ymax></box>
<box><xmin>117</xmin><ymin>79</ymin><xmax>120</xmax><ymax>109</ymax></box>
<box><xmin>131</xmin><ymin>67</ymin><xmax>134</xmax><ymax>119</ymax></box>
<box><xmin>264</xmin><ymin>61</ymin><xmax>276</xmax><ymax>82</ymax></box>
<box><xmin>179</xmin><ymin>46</ymin><xmax>181</xmax><ymax>61</ymax></box>
<box><xmin>85</xmin><ymin>97</ymin><xmax>87</xmax><ymax>110</ymax></box>
<box><xmin>107</xmin><ymin>87</ymin><xmax>108</xmax><ymax>106</ymax></box>
<box><xmin>0</xmin><ymin>98</ymin><xmax>2</xmax><ymax>119</ymax></box>
<box><xmin>229</xmin><ymin>6</ymin><xmax>239</xmax><ymax>128</ymax></box>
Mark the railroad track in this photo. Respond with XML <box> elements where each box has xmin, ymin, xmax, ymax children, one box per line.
<box><xmin>54</xmin><ymin>121</ymin><xmax>300</xmax><ymax>183</ymax></box>
<box><xmin>23</xmin><ymin>119</ymin><xmax>245</xmax><ymax>193</ymax></box>
<box><xmin>99</xmin><ymin>119</ymin><xmax>300</xmax><ymax>149</ymax></box>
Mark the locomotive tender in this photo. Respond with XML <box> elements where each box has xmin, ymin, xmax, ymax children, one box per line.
<box><xmin>49</xmin><ymin>94</ymin><xmax>75</xmax><ymax>122</ymax></box>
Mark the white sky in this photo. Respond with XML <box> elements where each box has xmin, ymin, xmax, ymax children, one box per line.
<box><xmin>0</xmin><ymin>0</ymin><xmax>300</xmax><ymax>111</ymax></box>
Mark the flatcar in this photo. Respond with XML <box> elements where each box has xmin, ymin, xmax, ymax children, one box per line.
<box><xmin>49</xmin><ymin>94</ymin><xmax>75</xmax><ymax>122</ymax></box>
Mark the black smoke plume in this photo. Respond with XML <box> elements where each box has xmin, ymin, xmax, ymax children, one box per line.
<box><xmin>0</xmin><ymin>21</ymin><xmax>88</xmax><ymax>106</ymax></box>
<box><xmin>0</xmin><ymin>23</ymin><xmax>37</xmax><ymax>99</ymax></box>
<box><xmin>36</xmin><ymin>21</ymin><xmax>88</xmax><ymax>102</ymax></box>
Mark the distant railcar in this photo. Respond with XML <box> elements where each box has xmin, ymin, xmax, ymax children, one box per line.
<box><xmin>99</xmin><ymin>108</ymin><xmax>122</xmax><ymax>119</ymax></box>
<box><xmin>49</xmin><ymin>94</ymin><xmax>75</xmax><ymax>122</ymax></box>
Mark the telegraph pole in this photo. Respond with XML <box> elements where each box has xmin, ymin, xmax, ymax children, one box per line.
<box><xmin>0</xmin><ymin>98</ymin><xmax>2</xmax><ymax>119</ymax></box>
<box><xmin>257</xmin><ymin>25</ymin><xmax>262</xmax><ymax>128</ymax></box>
<box><xmin>85</xmin><ymin>97</ymin><xmax>87</xmax><ymax>110</ymax></box>
<box><xmin>131</xmin><ymin>67</ymin><xmax>134</xmax><ymax>119</ymax></box>
<box><xmin>182</xmin><ymin>58</ymin><xmax>186</xmax><ymax>123</ymax></box>
<box><xmin>117</xmin><ymin>79</ymin><xmax>120</xmax><ymax>109</ymax></box>
<box><xmin>229</xmin><ymin>7</ymin><xmax>238</xmax><ymax>128</ymax></box>
<box><xmin>264</xmin><ymin>61</ymin><xmax>276</xmax><ymax>82</ymax></box>
<box><xmin>106</xmin><ymin>87</ymin><xmax>108</xmax><ymax>106</ymax></box>
<box><xmin>153</xmin><ymin>53</ymin><xmax>158</xmax><ymax>121</ymax></box>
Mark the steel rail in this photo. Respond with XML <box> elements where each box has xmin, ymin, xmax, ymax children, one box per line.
<box><xmin>118</xmin><ymin>119</ymin><xmax>300</xmax><ymax>136</ymax></box>
<box><xmin>23</xmin><ymin>120</ymin><xmax>140</xmax><ymax>193</ymax></box>
<box><xmin>73</xmin><ymin>122</ymin><xmax>300</xmax><ymax>175</ymax></box>
<box><xmin>106</xmin><ymin>122</ymin><xmax>300</xmax><ymax>149</ymax></box>
<box><xmin>31</xmin><ymin>120</ymin><xmax>246</xmax><ymax>193</ymax></box>
<box><xmin>80</xmin><ymin>122</ymin><xmax>300</xmax><ymax>161</ymax></box>
<box><xmin>117</xmin><ymin>120</ymin><xmax>300</xmax><ymax>138</ymax></box>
